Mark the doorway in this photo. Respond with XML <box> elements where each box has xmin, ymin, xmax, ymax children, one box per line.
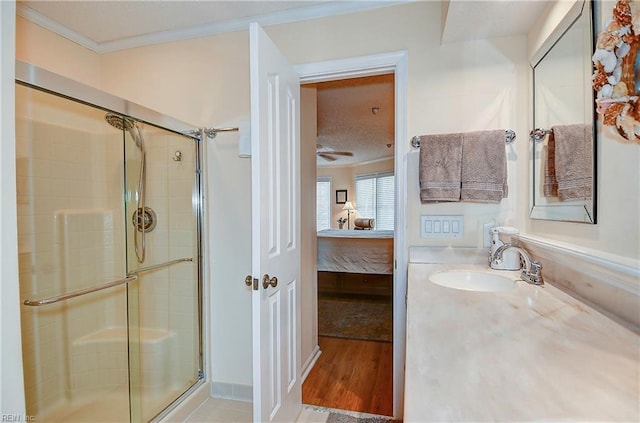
<box><xmin>304</xmin><ymin>74</ymin><xmax>394</xmax><ymax>416</ymax></box>
<box><xmin>297</xmin><ymin>51</ymin><xmax>408</xmax><ymax>419</ymax></box>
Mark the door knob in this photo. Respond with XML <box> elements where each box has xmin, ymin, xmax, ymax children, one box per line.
<box><xmin>262</xmin><ymin>274</ymin><xmax>278</xmax><ymax>289</ymax></box>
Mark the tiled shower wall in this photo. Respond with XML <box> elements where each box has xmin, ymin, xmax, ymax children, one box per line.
<box><xmin>16</xmin><ymin>114</ymin><xmax>126</xmax><ymax>415</ymax></box>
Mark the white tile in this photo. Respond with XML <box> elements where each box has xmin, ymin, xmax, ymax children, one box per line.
<box><xmin>297</xmin><ymin>407</ymin><xmax>329</xmax><ymax>423</ymax></box>
<box><xmin>184</xmin><ymin>398</ymin><xmax>252</xmax><ymax>423</ymax></box>
<box><xmin>181</xmin><ymin>398</ymin><xmax>334</xmax><ymax>423</ymax></box>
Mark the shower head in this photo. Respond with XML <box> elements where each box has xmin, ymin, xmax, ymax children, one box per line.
<box><xmin>105</xmin><ymin>113</ymin><xmax>144</xmax><ymax>151</ymax></box>
<box><xmin>105</xmin><ymin>113</ymin><xmax>134</xmax><ymax>131</ymax></box>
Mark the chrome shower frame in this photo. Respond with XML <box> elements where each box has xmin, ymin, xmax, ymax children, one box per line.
<box><xmin>15</xmin><ymin>60</ymin><xmax>206</xmax><ymax>421</ymax></box>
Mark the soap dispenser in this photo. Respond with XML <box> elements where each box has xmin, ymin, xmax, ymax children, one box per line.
<box><xmin>489</xmin><ymin>226</ymin><xmax>521</xmax><ymax>270</ymax></box>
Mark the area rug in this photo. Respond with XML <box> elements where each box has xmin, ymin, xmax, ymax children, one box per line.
<box><xmin>318</xmin><ymin>297</ymin><xmax>392</xmax><ymax>342</ymax></box>
<box><xmin>304</xmin><ymin>405</ymin><xmax>398</xmax><ymax>423</ymax></box>
<box><xmin>326</xmin><ymin>411</ymin><xmax>397</xmax><ymax>423</ymax></box>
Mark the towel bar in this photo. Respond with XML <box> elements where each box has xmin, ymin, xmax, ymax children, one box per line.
<box><xmin>411</xmin><ymin>129</ymin><xmax>516</xmax><ymax>149</ymax></box>
<box><xmin>529</xmin><ymin>128</ymin><xmax>553</xmax><ymax>142</ymax></box>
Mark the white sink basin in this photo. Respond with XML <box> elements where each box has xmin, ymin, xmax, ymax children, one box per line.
<box><xmin>429</xmin><ymin>270</ymin><xmax>515</xmax><ymax>292</ymax></box>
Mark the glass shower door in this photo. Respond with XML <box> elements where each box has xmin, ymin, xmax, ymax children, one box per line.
<box><xmin>123</xmin><ymin>122</ymin><xmax>201</xmax><ymax>421</ymax></box>
<box><xmin>16</xmin><ymin>84</ymin><xmax>131</xmax><ymax>422</ymax></box>
<box><xmin>17</xmin><ymin>82</ymin><xmax>202</xmax><ymax>422</ymax></box>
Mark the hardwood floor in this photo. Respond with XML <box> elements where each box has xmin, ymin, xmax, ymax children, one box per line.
<box><xmin>302</xmin><ymin>336</ymin><xmax>393</xmax><ymax>416</ymax></box>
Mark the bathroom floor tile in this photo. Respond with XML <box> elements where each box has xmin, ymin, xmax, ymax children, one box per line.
<box><xmin>183</xmin><ymin>398</ymin><xmax>251</xmax><ymax>422</ymax></box>
<box><xmin>182</xmin><ymin>398</ymin><xmax>330</xmax><ymax>422</ymax></box>
<box><xmin>297</xmin><ymin>406</ymin><xmax>330</xmax><ymax>422</ymax></box>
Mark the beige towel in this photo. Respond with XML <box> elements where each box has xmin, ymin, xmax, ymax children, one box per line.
<box><xmin>543</xmin><ymin>132</ymin><xmax>558</xmax><ymax>197</ymax></box>
<box><xmin>419</xmin><ymin>133</ymin><xmax>463</xmax><ymax>203</ymax></box>
<box><xmin>553</xmin><ymin>124</ymin><xmax>593</xmax><ymax>201</ymax></box>
<box><xmin>460</xmin><ymin>129</ymin><xmax>508</xmax><ymax>203</ymax></box>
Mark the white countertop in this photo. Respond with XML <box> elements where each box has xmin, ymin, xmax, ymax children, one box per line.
<box><xmin>405</xmin><ymin>263</ymin><xmax>640</xmax><ymax>422</ymax></box>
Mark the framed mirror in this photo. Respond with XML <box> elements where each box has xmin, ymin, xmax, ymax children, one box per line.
<box><xmin>530</xmin><ymin>1</ymin><xmax>596</xmax><ymax>223</ymax></box>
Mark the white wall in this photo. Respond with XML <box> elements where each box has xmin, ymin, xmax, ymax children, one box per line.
<box><xmin>1</xmin><ymin>0</ymin><xmax>26</xmax><ymax>416</ymax></box>
<box><xmin>265</xmin><ymin>4</ymin><xmax>529</xmax><ymax>248</ymax></box>
<box><xmin>527</xmin><ymin>0</ymin><xmax>582</xmax><ymax>65</ymax></box>
<box><xmin>317</xmin><ymin>166</ymin><xmax>353</xmax><ymax>229</ymax></box>
<box><xmin>266</xmin><ymin>4</ymin><xmax>531</xmax><ymax>249</ymax></box>
<box><xmin>16</xmin><ymin>16</ymin><xmax>102</xmax><ymax>88</ymax></box>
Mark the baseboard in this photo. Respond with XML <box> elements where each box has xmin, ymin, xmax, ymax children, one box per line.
<box><xmin>519</xmin><ymin>234</ymin><xmax>640</xmax><ymax>332</ymax></box>
<box><xmin>301</xmin><ymin>345</ymin><xmax>322</xmax><ymax>383</ymax></box>
<box><xmin>211</xmin><ymin>382</ymin><xmax>252</xmax><ymax>402</ymax></box>
<box><xmin>210</xmin><ymin>348</ymin><xmax>321</xmax><ymax>404</ymax></box>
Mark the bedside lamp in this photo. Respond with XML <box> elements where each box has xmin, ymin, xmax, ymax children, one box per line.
<box><xmin>342</xmin><ymin>201</ymin><xmax>356</xmax><ymax>230</ymax></box>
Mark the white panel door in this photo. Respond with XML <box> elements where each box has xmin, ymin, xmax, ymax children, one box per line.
<box><xmin>249</xmin><ymin>23</ymin><xmax>302</xmax><ymax>423</ymax></box>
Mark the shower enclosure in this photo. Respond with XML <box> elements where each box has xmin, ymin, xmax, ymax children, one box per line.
<box><xmin>15</xmin><ymin>62</ymin><xmax>204</xmax><ymax>422</ymax></box>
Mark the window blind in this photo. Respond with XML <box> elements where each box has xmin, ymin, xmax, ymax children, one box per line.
<box><xmin>316</xmin><ymin>177</ymin><xmax>331</xmax><ymax>231</ymax></box>
<box><xmin>355</xmin><ymin>172</ymin><xmax>395</xmax><ymax>230</ymax></box>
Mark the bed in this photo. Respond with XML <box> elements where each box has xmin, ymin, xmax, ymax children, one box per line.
<box><xmin>317</xmin><ymin>229</ymin><xmax>394</xmax><ymax>275</ymax></box>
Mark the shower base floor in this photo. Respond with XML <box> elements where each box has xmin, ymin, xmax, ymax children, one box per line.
<box><xmin>35</xmin><ymin>384</ymin><xmax>190</xmax><ymax>422</ymax></box>
<box><xmin>37</xmin><ymin>388</ymin><xmax>129</xmax><ymax>423</ymax></box>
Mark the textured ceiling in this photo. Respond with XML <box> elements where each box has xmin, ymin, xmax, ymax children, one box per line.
<box><xmin>314</xmin><ymin>74</ymin><xmax>394</xmax><ymax>167</ymax></box>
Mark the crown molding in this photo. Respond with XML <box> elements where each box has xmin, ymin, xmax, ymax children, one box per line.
<box><xmin>18</xmin><ymin>1</ymin><xmax>410</xmax><ymax>54</ymax></box>
<box><xmin>17</xmin><ymin>3</ymin><xmax>101</xmax><ymax>52</ymax></box>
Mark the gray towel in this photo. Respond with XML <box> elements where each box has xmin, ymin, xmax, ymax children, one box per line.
<box><xmin>460</xmin><ymin>129</ymin><xmax>507</xmax><ymax>203</ymax></box>
<box><xmin>419</xmin><ymin>133</ymin><xmax>463</xmax><ymax>203</ymax></box>
<box><xmin>553</xmin><ymin>124</ymin><xmax>593</xmax><ymax>201</ymax></box>
<box><xmin>543</xmin><ymin>132</ymin><xmax>558</xmax><ymax>197</ymax></box>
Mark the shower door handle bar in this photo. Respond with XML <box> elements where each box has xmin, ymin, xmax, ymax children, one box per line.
<box><xmin>23</xmin><ymin>258</ymin><xmax>193</xmax><ymax>306</ymax></box>
<box><xmin>23</xmin><ymin>275</ymin><xmax>139</xmax><ymax>307</ymax></box>
<box><xmin>131</xmin><ymin>257</ymin><xmax>193</xmax><ymax>276</ymax></box>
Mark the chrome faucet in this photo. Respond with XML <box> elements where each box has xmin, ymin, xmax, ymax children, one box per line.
<box><xmin>490</xmin><ymin>245</ymin><xmax>544</xmax><ymax>286</ymax></box>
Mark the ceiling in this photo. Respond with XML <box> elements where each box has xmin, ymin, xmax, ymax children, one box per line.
<box><xmin>314</xmin><ymin>74</ymin><xmax>395</xmax><ymax>167</ymax></box>
<box><xmin>18</xmin><ymin>1</ymin><xmax>549</xmax><ymax>53</ymax></box>
<box><xmin>441</xmin><ymin>0</ymin><xmax>549</xmax><ymax>44</ymax></box>
<box><xmin>17</xmin><ymin>0</ymin><xmax>548</xmax><ymax>167</ymax></box>
<box><xmin>17</xmin><ymin>1</ymin><xmax>409</xmax><ymax>53</ymax></box>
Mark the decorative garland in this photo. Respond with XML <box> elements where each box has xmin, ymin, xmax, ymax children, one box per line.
<box><xmin>592</xmin><ymin>0</ymin><xmax>640</xmax><ymax>142</ymax></box>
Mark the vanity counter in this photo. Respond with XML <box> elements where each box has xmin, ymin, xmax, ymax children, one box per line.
<box><xmin>405</xmin><ymin>263</ymin><xmax>640</xmax><ymax>422</ymax></box>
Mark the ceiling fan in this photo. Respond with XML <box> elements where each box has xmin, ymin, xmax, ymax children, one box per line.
<box><xmin>316</xmin><ymin>144</ymin><xmax>354</xmax><ymax>162</ymax></box>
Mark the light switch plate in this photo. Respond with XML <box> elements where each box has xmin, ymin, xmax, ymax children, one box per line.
<box><xmin>421</xmin><ymin>215</ymin><xmax>463</xmax><ymax>239</ymax></box>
